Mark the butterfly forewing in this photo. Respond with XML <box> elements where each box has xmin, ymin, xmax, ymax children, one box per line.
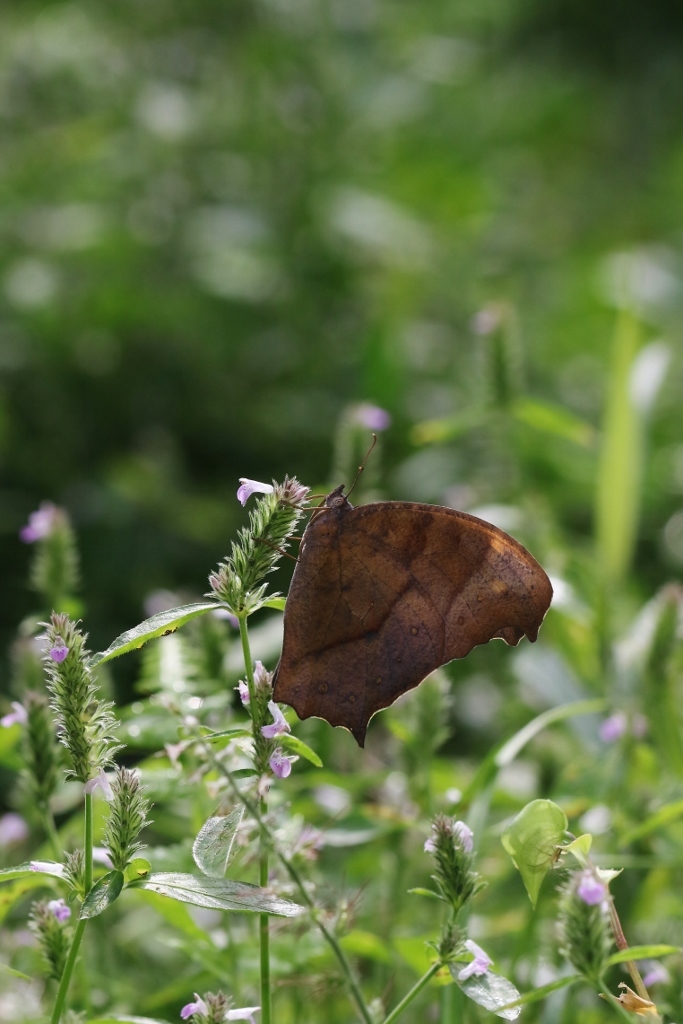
<box><xmin>273</xmin><ymin>497</ymin><xmax>552</xmax><ymax>746</ymax></box>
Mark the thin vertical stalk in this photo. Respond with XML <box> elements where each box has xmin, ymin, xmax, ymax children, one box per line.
<box><xmin>238</xmin><ymin>615</ymin><xmax>271</xmax><ymax>1024</ymax></box>
<box><xmin>51</xmin><ymin>791</ymin><xmax>94</xmax><ymax>1024</ymax></box>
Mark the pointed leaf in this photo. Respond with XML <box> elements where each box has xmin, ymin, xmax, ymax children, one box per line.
<box><xmin>92</xmin><ymin>603</ymin><xmax>219</xmax><ymax>665</ymax></box>
<box><xmin>497</xmin><ymin>974</ymin><xmax>582</xmax><ymax>1009</ymax></box>
<box><xmin>0</xmin><ymin>861</ymin><xmax>65</xmax><ymax>881</ymax></box>
<box><xmin>193</xmin><ymin>808</ymin><xmax>244</xmax><ymax>877</ymax></box>
<box><xmin>263</xmin><ymin>597</ymin><xmax>287</xmax><ymax>611</ymax></box>
<box><xmin>501</xmin><ymin>799</ymin><xmax>568</xmax><ymax>907</ymax></box>
<box><xmin>80</xmin><ymin>871</ymin><xmax>124</xmax><ymax>919</ymax></box>
<box><xmin>451</xmin><ymin>966</ymin><xmax>522</xmax><ymax>1020</ymax></box>
<box><xmin>606</xmin><ymin>944</ymin><xmax>681</xmax><ymax>966</ymax></box>
<box><xmin>563</xmin><ymin>834</ymin><xmax>592</xmax><ymax>867</ymax></box>
<box><xmin>133</xmin><ymin>872</ymin><xmax>304</xmax><ymax>916</ymax></box>
<box><xmin>280</xmin><ymin>734</ymin><xmax>323</xmax><ymax>767</ymax></box>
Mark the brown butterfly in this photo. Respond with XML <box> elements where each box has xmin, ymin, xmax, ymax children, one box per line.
<box><xmin>273</xmin><ymin>485</ymin><xmax>553</xmax><ymax>746</ymax></box>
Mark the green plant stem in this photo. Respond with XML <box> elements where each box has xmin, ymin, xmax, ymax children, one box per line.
<box><xmin>51</xmin><ymin>790</ymin><xmax>94</xmax><ymax>1024</ymax></box>
<box><xmin>238</xmin><ymin>615</ymin><xmax>271</xmax><ymax>1024</ymax></box>
<box><xmin>205</xmin><ymin>738</ymin><xmax>373</xmax><ymax>1024</ymax></box>
<box><xmin>42</xmin><ymin>807</ymin><xmax>63</xmax><ymax>861</ymax></box>
<box><xmin>382</xmin><ymin>962</ymin><xmax>441</xmax><ymax>1024</ymax></box>
<box><xmin>607</xmin><ymin>900</ymin><xmax>648</xmax><ymax>1000</ymax></box>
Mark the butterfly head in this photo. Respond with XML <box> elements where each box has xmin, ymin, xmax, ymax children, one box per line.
<box><xmin>324</xmin><ymin>484</ymin><xmax>352</xmax><ymax>510</ymax></box>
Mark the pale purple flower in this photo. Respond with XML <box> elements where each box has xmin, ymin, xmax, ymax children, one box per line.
<box><xmin>576</xmin><ymin>870</ymin><xmax>606</xmax><ymax>906</ymax></box>
<box><xmin>453</xmin><ymin>820</ymin><xmax>474</xmax><ymax>853</ymax></box>
<box><xmin>353</xmin><ymin>403</ymin><xmax>392</xmax><ymax>432</ymax></box>
<box><xmin>424</xmin><ymin>836</ymin><xmax>437</xmax><ymax>853</ymax></box>
<box><xmin>599</xmin><ymin>711</ymin><xmax>627</xmax><ymax>743</ymax></box>
<box><xmin>47</xmin><ymin>898</ymin><xmax>71</xmax><ymax>923</ymax></box>
<box><xmin>237</xmin><ymin>478</ymin><xmax>274</xmax><ymax>506</ymax></box>
<box><xmin>84</xmin><ymin>768</ymin><xmax>114</xmax><ymax>801</ymax></box>
<box><xmin>269</xmin><ymin>748</ymin><xmax>295</xmax><ymax>779</ymax></box>
<box><xmin>237</xmin><ymin>680</ymin><xmax>251</xmax><ymax>705</ymax></box>
<box><xmin>20</xmin><ymin>502</ymin><xmax>59</xmax><ymax>543</ymax></box>
<box><xmin>261</xmin><ymin>701</ymin><xmax>290</xmax><ymax>739</ymax></box>
<box><xmin>49</xmin><ymin>637</ymin><xmax>69</xmax><ymax>663</ymax></box>
<box><xmin>458</xmin><ymin>939</ymin><xmax>493</xmax><ymax>981</ymax></box>
<box><xmin>253</xmin><ymin>660</ymin><xmax>272</xmax><ymax>691</ymax></box>
<box><xmin>227</xmin><ymin>1007</ymin><xmax>261</xmax><ymax>1022</ymax></box>
<box><xmin>0</xmin><ymin>812</ymin><xmax>29</xmax><ymax>846</ymax></box>
<box><xmin>641</xmin><ymin>962</ymin><xmax>669</xmax><ymax>988</ymax></box>
<box><xmin>180</xmin><ymin>994</ymin><xmax>208</xmax><ymax>1020</ymax></box>
<box><xmin>1</xmin><ymin>701</ymin><xmax>28</xmax><ymax>727</ymax></box>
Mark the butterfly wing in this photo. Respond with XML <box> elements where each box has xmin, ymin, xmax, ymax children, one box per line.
<box><xmin>273</xmin><ymin>501</ymin><xmax>552</xmax><ymax>746</ymax></box>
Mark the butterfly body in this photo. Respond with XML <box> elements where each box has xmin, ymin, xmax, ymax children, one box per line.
<box><xmin>273</xmin><ymin>486</ymin><xmax>552</xmax><ymax>746</ymax></box>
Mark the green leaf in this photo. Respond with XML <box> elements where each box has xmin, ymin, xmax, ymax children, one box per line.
<box><xmin>606</xmin><ymin>944</ymin><xmax>681</xmax><ymax>966</ymax></box>
<box><xmin>497</xmin><ymin>974</ymin><xmax>582</xmax><ymax>1008</ymax></box>
<box><xmin>280</xmin><ymin>733</ymin><xmax>323</xmax><ymax>767</ymax></box>
<box><xmin>451</xmin><ymin>966</ymin><xmax>522</xmax><ymax>1020</ymax></box>
<box><xmin>80</xmin><ymin>871</ymin><xmax>124</xmax><ymax>919</ymax></box>
<box><xmin>193</xmin><ymin>808</ymin><xmax>244</xmax><ymax>877</ymax></box>
<box><xmin>263</xmin><ymin>596</ymin><xmax>286</xmax><ymax>610</ymax></box>
<box><xmin>0</xmin><ymin>860</ymin><xmax>65</xmax><ymax>881</ymax></box>
<box><xmin>501</xmin><ymin>800</ymin><xmax>568</xmax><ymax>907</ymax></box>
<box><xmin>595</xmin><ymin>309</ymin><xmax>643</xmax><ymax>585</ymax></box>
<box><xmin>133</xmin><ymin>872</ymin><xmax>305</xmax><ymax>916</ymax></box>
<box><xmin>0</xmin><ymin>962</ymin><xmax>32</xmax><ymax>981</ymax></box>
<box><xmin>407</xmin><ymin>887</ymin><xmax>445</xmax><ymax>901</ymax></box>
<box><xmin>562</xmin><ymin>833</ymin><xmax>592</xmax><ymax>867</ymax></box>
<box><xmin>463</xmin><ymin>700</ymin><xmax>605</xmax><ymax>802</ymax></box>
<box><xmin>92</xmin><ymin>602</ymin><xmax>219</xmax><ymax>665</ymax></box>
<box><xmin>511</xmin><ymin>397</ymin><xmax>595</xmax><ymax>448</ymax></box>
<box><xmin>620</xmin><ymin>798</ymin><xmax>683</xmax><ymax>845</ymax></box>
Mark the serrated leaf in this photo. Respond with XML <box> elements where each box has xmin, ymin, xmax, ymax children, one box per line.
<box><xmin>193</xmin><ymin>808</ymin><xmax>244</xmax><ymax>877</ymax></box>
<box><xmin>451</xmin><ymin>966</ymin><xmax>522</xmax><ymax>1019</ymax></box>
<box><xmin>92</xmin><ymin>602</ymin><xmax>219</xmax><ymax>665</ymax></box>
<box><xmin>80</xmin><ymin>871</ymin><xmax>124</xmax><ymax>919</ymax></box>
<box><xmin>501</xmin><ymin>799</ymin><xmax>568</xmax><ymax>907</ymax></box>
<box><xmin>280</xmin><ymin>734</ymin><xmax>323</xmax><ymax>767</ymax></box>
<box><xmin>133</xmin><ymin>872</ymin><xmax>304</xmax><ymax>916</ymax></box>
<box><xmin>0</xmin><ymin>861</ymin><xmax>65</xmax><ymax>881</ymax></box>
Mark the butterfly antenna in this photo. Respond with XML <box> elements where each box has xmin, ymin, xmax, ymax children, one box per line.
<box><xmin>345</xmin><ymin>433</ymin><xmax>377</xmax><ymax>501</ymax></box>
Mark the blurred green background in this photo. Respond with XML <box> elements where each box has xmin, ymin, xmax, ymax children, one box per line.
<box><xmin>2</xmin><ymin>0</ymin><xmax>683</xmax><ymax>669</ymax></box>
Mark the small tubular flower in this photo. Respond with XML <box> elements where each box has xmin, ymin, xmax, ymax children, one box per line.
<box><xmin>576</xmin><ymin>870</ymin><xmax>607</xmax><ymax>906</ymax></box>
<box><xmin>49</xmin><ymin>637</ymin><xmax>69</xmax><ymax>663</ymax></box>
<box><xmin>1</xmin><ymin>702</ymin><xmax>28</xmax><ymax>727</ymax></box>
<box><xmin>269</xmin><ymin>748</ymin><xmax>295</xmax><ymax>779</ymax></box>
<box><xmin>20</xmin><ymin>502</ymin><xmax>59</xmax><ymax>543</ymax></box>
<box><xmin>237</xmin><ymin>479</ymin><xmax>274</xmax><ymax>506</ymax></box>
<box><xmin>261</xmin><ymin>701</ymin><xmax>290</xmax><ymax>739</ymax></box>
<box><xmin>180</xmin><ymin>994</ymin><xmax>208</xmax><ymax>1020</ymax></box>
<box><xmin>47</xmin><ymin>899</ymin><xmax>71</xmax><ymax>923</ymax></box>
<box><xmin>458</xmin><ymin>939</ymin><xmax>493</xmax><ymax>981</ymax></box>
